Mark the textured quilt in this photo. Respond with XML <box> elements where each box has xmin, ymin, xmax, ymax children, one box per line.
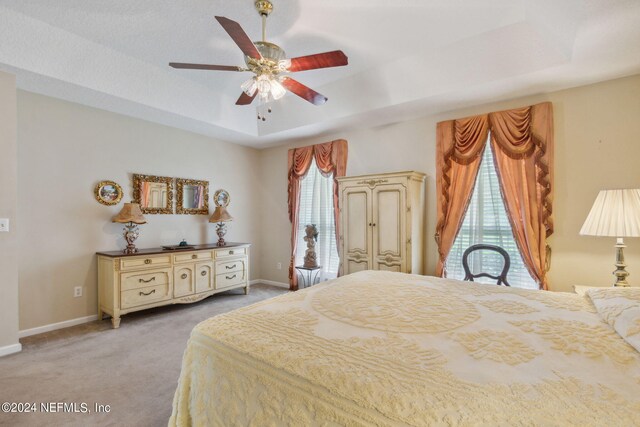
<box><xmin>170</xmin><ymin>271</ymin><xmax>640</xmax><ymax>426</ymax></box>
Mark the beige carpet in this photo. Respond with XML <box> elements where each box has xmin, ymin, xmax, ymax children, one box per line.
<box><xmin>0</xmin><ymin>284</ymin><xmax>287</xmax><ymax>427</ymax></box>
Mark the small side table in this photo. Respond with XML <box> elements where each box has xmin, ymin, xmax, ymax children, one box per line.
<box><xmin>295</xmin><ymin>265</ymin><xmax>322</xmax><ymax>288</ymax></box>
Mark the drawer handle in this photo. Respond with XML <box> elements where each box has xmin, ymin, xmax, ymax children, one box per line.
<box><xmin>144</xmin><ymin>259</ymin><xmax>152</xmax><ymax>265</ymax></box>
<box><xmin>225</xmin><ymin>274</ymin><xmax>237</xmax><ymax>280</ymax></box>
<box><xmin>192</xmin><ymin>254</ymin><xmax>197</xmax><ymax>259</ymax></box>
<box><xmin>229</xmin><ymin>250</ymin><xmax>234</xmax><ymax>255</ymax></box>
<box><xmin>139</xmin><ymin>277</ymin><xmax>156</xmax><ymax>284</ymax></box>
<box><xmin>139</xmin><ymin>289</ymin><xmax>156</xmax><ymax>296</ymax></box>
<box><xmin>200</xmin><ymin>270</ymin><xmax>207</xmax><ymax>276</ymax></box>
<box><xmin>181</xmin><ymin>273</ymin><xmax>188</xmax><ymax>280</ymax></box>
<box><xmin>225</xmin><ymin>264</ymin><xmax>237</xmax><ymax>270</ymax></box>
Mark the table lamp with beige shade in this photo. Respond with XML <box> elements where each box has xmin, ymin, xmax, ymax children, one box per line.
<box><xmin>580</xmin><ymin>189</ymin><xmax>640</xmax><ymax>286</ymax></box>
<box><xmin>209</xmin><ymin>206</ymin><xmax>233</xmax><ymax>246</ymax></box>
<box><xmin>112</xmin><ymin>202</ymin><xmax>147</xmax><ymax>254</ymax></box>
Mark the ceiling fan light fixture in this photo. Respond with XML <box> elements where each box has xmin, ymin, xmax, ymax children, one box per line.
<box><xmin>270</xmin><ymin>78</ymin><xmax>286</xmax><ymax>100</ymax></box>
<box><xmin>252</xmin><ymin>74</ymin><xmax>286</xmax><ymax>103</ymax></box>
<box><xmin>241</xmin><ymin>77</ymin><xmax>258</xmax><ymax>96</ymax></box>
<box><xmin>256</xmin><ymin>74</ymin><xmax>272</xmax><ymax>94</ymax></box>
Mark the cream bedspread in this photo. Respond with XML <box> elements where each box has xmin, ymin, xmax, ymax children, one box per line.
<box><xmin>170</xmin><ymin>271</ymin><xmax>640</xmax><ymax>426</ymax></box>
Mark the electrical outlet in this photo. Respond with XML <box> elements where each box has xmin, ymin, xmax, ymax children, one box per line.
<box><xmin>276</xmin><ymin>262</ymin><xmax>282</xmax><ymax>270</ymax></box>
<box><xmin>74</xmin><ymin>286</ymin><xmax>83</xmax><ymax>298</ymax></box>
<box><xmin>0</xmin><ymin>218</ymin><xmax>9</xmax><ymax>232</ymax></box>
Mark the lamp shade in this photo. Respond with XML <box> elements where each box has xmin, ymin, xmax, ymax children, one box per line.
<box><xmin>209</xmin><ymin>206</ymin><xmax>233</xmax><ymax>223</ymax></box>
<box><xmin>112</xmin><ymin>203</ymin><xmax>147</xmax><ymax>224</ymax></box>
<box><xmin>580</xmin><ymin>189</ymin><xmax>640</xmax><ymax>237</ymax></box>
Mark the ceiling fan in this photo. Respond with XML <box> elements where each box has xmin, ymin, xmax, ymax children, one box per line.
<box><xmin>169</xmin><ymin>0</ymin><xmax>348</xmax><ymax>121</ymax></box>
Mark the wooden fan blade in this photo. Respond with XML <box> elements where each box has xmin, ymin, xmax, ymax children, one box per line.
<box><xmin>169</xmin><ymin>63</ymin><xmax>242</xmax><ymax>72</ymax></box>
<box><xmin>215</xmin><ymin>16</ymin><xmax>262</xmax><ymax>60</ymax></box>
<box><xmin>236</xmin><ymin>91</ymin><xmax>257</xmax><ymax>105</ymax></box>
<box><xmin>281</xmin><ymin>77</ymin><xmax>328</xmax><ymax>105</ymax></box>
<box><xmin>286</xmin><ymin>50</ymin><xmax>348</xmax><ymax>72</ymax></box>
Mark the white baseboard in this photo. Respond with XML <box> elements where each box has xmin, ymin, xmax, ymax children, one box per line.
<box><xmin>0</xmin><ymin>343</ymin><xmax>22</xmax><ymax>357</ymax></box>
<box><xmin>250</xmin><ymin>279</ymin><xmax>290</xmax><ymax>289</ymax></box>
<box><xmin>19</xmin><ymin>315</ymin><xmax>99</xmax><ymax>338</ymax></box>
<box><xmin>19</xmin><ymin>282</ymin><xmax>287</xmax><ymax>339</ymax></box>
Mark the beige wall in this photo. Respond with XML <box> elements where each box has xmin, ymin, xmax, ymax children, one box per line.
<box><xmin>10</xmin><ymin>73</ymin><xmax>640</xmax><ymax>334</ymax></box>
<box><xmin>258</xmin><ymin>74</ymin><xmax>640</xmax><ymax>292</ymax></box>
<box><xmin>0</xmin><ymin>72</ymin><xmax>20</xmax><ymax>351</ymax></box>
<box><xmin>17</xmin><ymin>91</ymin><xmax>262</xmax><ymax>331</ymax></box>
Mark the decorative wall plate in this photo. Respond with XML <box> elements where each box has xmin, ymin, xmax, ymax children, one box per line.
<box><xmin>95</xmin><ymin>180</ymin><xmax>123</xmax><ymax>206</ymax></box>
<box><xmin>214</xmin><ymin>189</ymin><xmax>230</xmax><ymax>207</ymax></box>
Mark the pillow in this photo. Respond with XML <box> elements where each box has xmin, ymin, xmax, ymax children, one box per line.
<box><xmin>586</xmin><ymin>287</ymin><xmax>640</xmax><ymax>353</ymax></box>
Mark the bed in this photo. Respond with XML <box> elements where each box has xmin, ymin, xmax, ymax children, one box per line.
<box><xmin>170</xmin><ymin>270</ymin><xmax>640</xmax><ymax>426</ymax></box>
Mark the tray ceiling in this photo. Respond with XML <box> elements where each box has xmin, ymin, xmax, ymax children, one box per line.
<box><xmin>0</xmin><ymin>0</ymin><xmax>638</xmax><ymax>148</ymax></box>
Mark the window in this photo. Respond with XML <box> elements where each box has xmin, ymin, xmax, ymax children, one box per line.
<box><xmin>446</xmin><ymin>136</ymin><xmax>537</xmax><ymax>289</ymax></box>
<box><xmin>295</xmin><ymin>158</ymin><xmax>340</xmax><ymax>280</ymax></box>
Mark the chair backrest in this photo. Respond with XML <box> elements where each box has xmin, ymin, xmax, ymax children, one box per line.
<box><xmin>462</xmin><ymin>244</ymin><xmax>511</xmax><ymax>286</ymax></box>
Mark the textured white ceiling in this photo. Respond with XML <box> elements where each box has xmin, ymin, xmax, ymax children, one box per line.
<box><xmin>0</xmin><ymin>0</ymin><xmax>639</xmax><ymax>147</ymax></box>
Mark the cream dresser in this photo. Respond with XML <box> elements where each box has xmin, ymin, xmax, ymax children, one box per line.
<box><xmin>337</xmin><ymin>171</ymin><xmax>426</xmax><ymax>275</ymax></box>
<box><xmin>97</xmin><ymin>243</ymin><xmax>250</xmax><ymax>328</ymax></box>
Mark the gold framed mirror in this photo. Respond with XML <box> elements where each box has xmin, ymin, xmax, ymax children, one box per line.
<box><xmin>176</xmin><ymin>178</ymin><xmax>209</xmax><ymax>215</ymax></box>
<box><xmin>132</xmin><ymin>174</ymin><xmax>174</xmax><ymax>214</ymax></box>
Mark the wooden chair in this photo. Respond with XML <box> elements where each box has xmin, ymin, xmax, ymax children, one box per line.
<box><xmin>462</xmin><ymin>244</ymin><xmax>511</xmax><ymax>286</ymax></box>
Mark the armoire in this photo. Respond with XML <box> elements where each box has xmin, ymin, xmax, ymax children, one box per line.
<box><xmin>337</xmin><ymin>171</ymin><xmax>426</xmax><ymax>276</ymax></box>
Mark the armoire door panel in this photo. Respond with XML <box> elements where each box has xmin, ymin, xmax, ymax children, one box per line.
<box><xmin>343</xmin><ymin>188</ymin><xmax>371</xmax><ymax>256</ymax></box>
<box><xmin>373</xmin><ymin>251</ymin><xmax>404</xmax><ymax>271</ymax></box>
<box><xmin>376</xmin><ymin>262</ymin><xmax>402</xmax><ymax>272</ymax></box>
<box><xmin>373</xmin><ymin>184</ymin><xmax>406</xmax><ymax>259</ymax></box>
<box><xmin>346</xmin><ymin>258</ymin><xmax>369</xmax><ymax>274</ymax></box>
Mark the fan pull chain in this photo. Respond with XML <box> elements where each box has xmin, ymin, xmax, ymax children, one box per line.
<box><xmin>256</xmin><ymin>104</ymin><xmax>273</xmax><ymax>121</ymax></box>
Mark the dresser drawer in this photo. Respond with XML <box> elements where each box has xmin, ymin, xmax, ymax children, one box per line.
<box><xmin>121</xmin><ymin>283</ymin><xmax>171</xmax><ymax>309</ymax></box>
<box><xmin>120</xmin><ymin>255</ymin><xmax>171</xmax><ymax>271</ymax></box>
<box><xmin>173</xmin><ymin>251</ymin><xmax>213</xmax><ymax>264</ymax></box>
<box><xmin>120</xmin><ymin>269</ymin><xmax>171</xmax><ymax>291</ymax></box>
<box><xmin>215</xmin><ymin>247</ymin><xmax>246</xmax><ymax>258</ymax></box>
<box><xmin>216</xmin><ymin>269</ymin><xmax>246</xmax><ymax>289</ymax></box>
<box><xmin>216</xmin><ymin>258</ymin><xmax>246</xmax><ymax>274</ymax></box>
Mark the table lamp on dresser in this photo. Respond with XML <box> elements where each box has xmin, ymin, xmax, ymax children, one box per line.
<box><xmin>209</xmin><ymin>206</ymin><xmax>233</xmax><ymax>246</ymax></box>
<box><xmin>580</xmin><ymin>189</ymin><xmax>640</xmax><ymax>286</ymax></box>
<box><xmin>112</xmin><ymin>202</ymin><xmax>147</xmax><ymax>254</ymax></box>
